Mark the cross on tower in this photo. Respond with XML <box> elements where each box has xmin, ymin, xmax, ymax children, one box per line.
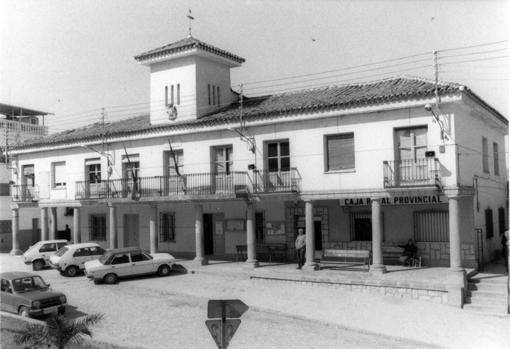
<box><xmin>187</xmin><ymin>9</ymin><xmax>194</xmax><ymax>37</ymax></box>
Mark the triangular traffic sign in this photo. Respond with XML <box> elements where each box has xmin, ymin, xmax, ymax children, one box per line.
<box><xmin>208</xmin><ymin>299</ymin><xmax>249</xmax><ymax>319</ymax></box>
<box><xmin>205</xmin><ymin>319</ymin><xmax>241</xmax><ymax>349</ymax></box>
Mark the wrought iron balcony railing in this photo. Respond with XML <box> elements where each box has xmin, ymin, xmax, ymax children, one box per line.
<box><xmin>252</xmin><ymin>168</ymin><xmax>301</xmax><ymax>193</ymax></box>
<box><xmin>11</xmin><ymin>185</ymin><xmax>39</xmax><ymax>202</ymax></box>
<box><xmin>383</xmin><ymin>158</ymin><xmax>442</xmax><ymax>188</ymax></box>
<box><xmin>75</xmin><ymin>172</ymin><xmax>249</xmax><ymax>200</ymax></box>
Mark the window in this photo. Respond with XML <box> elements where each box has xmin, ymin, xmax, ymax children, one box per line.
<box><xmin>52</xmin><ymin>161</ymin><xmax>66</xmax><ymax>188</ymax></box>
<box><xmin>177</xmin><ymin>84</ymin><xmax>180</xmax><ymax>105</ymax></box>
<box><xmin>160</xmin><ymin>213</ymin><xmax>175</xmax><ymax>242</ymax></box>
<box><xmin>485</xmin><ymin>208</ymin><xmax>494</xmax><ymax>239</ymax></box>
<box><xmin>267</xmin><ymin>141</ymin><xmax>290</xmax><ymax>172</ymax></box>
<box><xmin>131</xmin><ymin>253</ymin><xmax>151</xmax><ymax>262</ymax></box>
<box><xmin>111</xmin><ymin>254</ymin><xmax>130</xmax><ymax>265</ymax></box>
<box><xmin>89</xmin><ymin>214</ymin><xmax>106</xmax><ymax>241</ymax></box>
<box><xmin>395</xmin><ymin>127</ymin><xmax>428</xmax><ymax>161</ymax></box>
<box><xmin>122</xmin><ymin>155</ymin><xmax>140</xmax><ymax>179</ymax></box>
<box><xmin>86</xmin><ymin>159</ymin><xmax>101</xmax><ymax>183</ymax></box>
<box><xmin>482</xmin><ymin>137</ymin><xmax>489</xmax><ymax>173</ymax></box>
<box><xmin>208</xmin><ymin>84</ymin><xmax>211</xmax><ymax>105</ymax></box>
<box><xmin>217</xmin><ymin>86</ymin><xmax>220</xmax><ymax>105</ymax></box>
<box><xmin>213</xmin><ymin>146</ymin><xmax>233</xmax><ymax>174</ymax></box>
<box><xmin>0</xmin><ymin>221</ymin><xmax>11</xmax><ymax>234</ymax></box>
<box><xmin>325</xmin><ymin>133</ymin><xmax>355</xmax><ymax>171</ymax></box>
<box><xmin>22</xmin><ymin>165</ymin><xmax>35</xmax><ymax>186</ymax></box>
<box><xmin>349</xmin><ymin>212</ymin><xmax>379</xmax><ymax>241</ymax></box>
<box><xmin>498</xmin><ymin>207</ymin><xmax>506</xmax><ymax>236</ymax></box>
<box><xmin>73</xmin><ymin>248</ymin><xmax>87</xmax><ymax>257</ymax></box>
<box><xmin>90</xmin><ymin>246</ymin><xmax>105</xmax><ymax>255</ymax></box>
<box><xmin>212</xmin><ymin>85</ymin><xmax>216</xmax><ymax>105</ymax></box>
<box><xmin>171</xmin><ymin>85</ymin><xmax>174</xmax><ymax>105</ymax></box>
<box><xmin>167</xmin><ymin>150</ymin><xmax>183</xmax><ymax>177</ymax></box>
<box><xmin>39</xmin><ymin>243</ymin><xmax>57</xmax><ymax>252</ymax></box>
<box><xmin>413</xmin><ymin>211</ymin><xmax>449</xmax><ymax>242</ymax></box>
<box><xmin>165</xmin><ymin>86</ymin><xmax>168</xmax><ymax>105</ymax></box>
<box><xmin>493</xmin><ymin>142</ymin><xmax>499</xmax><ymax>176</ymax></box>
<box><xmin>255</xmin><ymin>212</ymin><xmax>264</xmax><ymax>243</ymax></box>
<box><xmin>0</xmin><ymin>183</ymin><xmax>9</xmax><ymax>196</ymax></box>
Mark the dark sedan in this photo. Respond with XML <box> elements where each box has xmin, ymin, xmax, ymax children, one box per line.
<box><xmin>0</xmin><ymin>272</ymin><xmax>66</xmax><ymax>317</ymax></box>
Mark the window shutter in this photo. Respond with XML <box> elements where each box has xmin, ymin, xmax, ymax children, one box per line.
<box><xmin>327</xmin><ymin>134</ymin><xmax>354</xmax><ymax>171</ymax></box>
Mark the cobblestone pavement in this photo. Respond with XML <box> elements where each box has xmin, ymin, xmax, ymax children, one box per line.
<box><xmin>1</xmin><ymin>254</ymin><xmax>508</xmax><ymax>349</ymax></box>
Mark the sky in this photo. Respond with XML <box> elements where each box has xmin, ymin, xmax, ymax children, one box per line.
<box><xmin>0</xmin><ymin>0</ymin><xmax>508</xmax><ymax>134</ymax></box>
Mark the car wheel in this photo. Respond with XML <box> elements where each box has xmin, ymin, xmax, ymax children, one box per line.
<box><xmin>18</xmin><ymin>306</ymin><xmax>29</xmax><ymax>317</ymax></box>
<box><xmin>65</xmin><ymin>266</ymin><xmax>78</xmax><ymax>277</ymax></box>
<box><xmin>32</xmin><ymin>259</ymin><xmax>44</xmax><ymax>271</ymax></box>
<box><xmin>103</xmin><ymin>273</ymin><xmax>117</xmax><ymax>284</ymax></box>
<box><xmin>158</xmin><ymin>264</ymin><xmax>171</xmax><ymax>276</ymax></box>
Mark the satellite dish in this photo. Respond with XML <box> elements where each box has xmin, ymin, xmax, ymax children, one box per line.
<box><xmin>166</xmin><ymin>104</ymin><xmax>178</xmax><ymax>120</ymax></box>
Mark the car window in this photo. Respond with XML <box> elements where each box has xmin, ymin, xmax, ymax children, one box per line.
<box><xmin>73</xmin><ymin>248</ymin><xmax>87</xmax><ymax>257</ymax></box>
<box><xmin>39</xmin><ymin>243</ymin><xmax>56</xmax><ymax>252</ymax></box>
<box><xmin>89</xmin><ymin>246</ymin><xmax>105</xmax><ymax>256</ymax></box>
<box><xmin>1</xmin><ymin>279</ymin><xmax>12</xmax><ymax>293</ymax></box>
<box><xmin>12</xmin><ymin>276</ymin><xmax>47</xmax><ymax>292</ymax></box>
<box><xmin>57</xmin><ymin>242</ymin><xmax>68</xmax><ymax>249</ymax></box>
<box><xmin>131</xmin><ymin>253</ymin><xmax>151</xmax><ymax>262</ymax></box>
<box><xmin>111</xmin><ymin>254</ymin><xmax>130</xmax><ymax>265</ymax></box>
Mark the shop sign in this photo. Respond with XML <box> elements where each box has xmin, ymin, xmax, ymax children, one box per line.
<box><xmin>339</xmin><ymin>195</ymin><xmax>446</xmax><ymax>206</ymax></box>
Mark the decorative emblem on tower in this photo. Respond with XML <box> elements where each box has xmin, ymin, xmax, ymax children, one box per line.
<box><xmin>166</xmin><ymin>104</ymin><xmax>178</xmax><ymax>120</ymax></box>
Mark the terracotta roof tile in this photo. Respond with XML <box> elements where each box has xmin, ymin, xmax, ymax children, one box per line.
<box><xmin>14</xmin><ymin>77</ymin><xmax>504</xmax><ymax>150</ymax></box>
<box><xmin>134</xmin><ymin>36</ymin><xmax>245</xmax><ymax>64</ymax></box>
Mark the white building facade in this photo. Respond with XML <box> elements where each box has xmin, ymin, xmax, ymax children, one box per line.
<box><xmin>1</xmin><ymin>103</ymin><xmax>50</xmax><ymax>252</ymax></box>
<box><xmin>9</xmin><ymin>38</ymin><xmax>508</xmax><ymax>302</ymax></box>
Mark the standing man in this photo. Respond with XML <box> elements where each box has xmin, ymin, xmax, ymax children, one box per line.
<box><xmin>295</xmin><ymin>228</ymin><xmax>306</xmax><ymax>269</ymax></box>
<box><xmin>65</xmin><ymin>224</ymin><xmax>71</xmax><ymax>242</ymax></box>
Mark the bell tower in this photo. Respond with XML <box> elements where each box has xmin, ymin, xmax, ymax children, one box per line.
<box><xmin>134</xmin><ymin>36</ymin><xmax>245</xmax><ymax>125</ymax></box>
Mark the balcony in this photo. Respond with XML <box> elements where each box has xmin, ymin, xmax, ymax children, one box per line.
<box><xmin>383</xmin><ymin>158</ymin><xmax>442</xmax><ymax>188</ymax></box>
<box><xmin>0</xmin><ymin>119</ymin><xmax>47</xmax><ymax>138</ymax></box>
<box><xmin>75</xmin><ymin>172</ymin><xmax>249</xmax><ymax>200</ymax></box>
<box><xmin>11</xmin><ymin>185</ymin><xmax>39</xmax><ymax>202</ymax></box>
<box><xmin>252</xmin><ymin>168</ymin><xmax>301</xmax><ymax>193</ymax></box>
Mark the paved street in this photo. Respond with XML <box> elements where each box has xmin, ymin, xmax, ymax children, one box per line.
<box><xmin>1</xmin><ymin>254</ymin><xmax>509</xmax><ymax>349</ymax></box>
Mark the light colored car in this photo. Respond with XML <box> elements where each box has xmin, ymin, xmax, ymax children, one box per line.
<box><xmin>49</xmin><ymin>243</ymin><xmax>106</xmax><ymax>277</ymax></box>
<box><xmin>23</xmin><ymin>240</ymin><xmax>69</xmax><ymax>271</ymax></box>
<box><xmin>0</xmin><ymin>272</ymin><xmax>66</xmax><ymax>318</ymax></box>
<box><xmin>84</xmin><ymin>247</ymin><xmax>175</xmax><ymax>284</ymax></box>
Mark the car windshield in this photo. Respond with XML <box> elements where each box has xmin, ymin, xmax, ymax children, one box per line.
<box><xmin>11</xmin><ymin>276</ymin><xmax>48</xmax><ymax>293</ymax></box>
<box><xmin>55</xmin><ymin>246</ymin><xmax>69</xmax><ymax>257</ymax></box>
<box><xmin>98</xmin><ymin>253</ymin><xmax>110</xmax><ymax>264</ymax></box>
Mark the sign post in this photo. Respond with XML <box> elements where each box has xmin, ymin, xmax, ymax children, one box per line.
<box><xmin>206</xmin><ymin>299</ymin><xmax>248</xmax><ymax>349</ymax></box>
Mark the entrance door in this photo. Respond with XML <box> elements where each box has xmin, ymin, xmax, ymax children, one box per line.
<box><xmin>314</xmin><ymin>220</ymin><xmax>322</xmax><ymax>251</ymax></box>
<box><xmin>124</xmin><ymin>214</ymin><xmax>139</xmax><ymax>247</ymax></box>
<box><xmin>32</xmin><ymin>218</ymin><xmax>40</xmax><ymax>243</ymax></box>
<box><xmin>203</xmin><ymin>214</ymin><xmax>214</xmax><ymax>255</ymax></box>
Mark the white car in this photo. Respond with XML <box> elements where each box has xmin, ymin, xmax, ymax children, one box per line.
<box><xmin>84</xmin><ymin>247</ymin><xmax>176</xmax><ymax>284</ymax></box>
<box><xmin>23</xmin><ymin>240</ymin><xmax>69</xmax><ymax>271</ymax></box>
<box><xmin>49</xmin><ymin>243</ymin><xmax>106</xmax><ymax>277</ymax></box>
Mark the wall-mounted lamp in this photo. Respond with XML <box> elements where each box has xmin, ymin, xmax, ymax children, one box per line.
<box><xmin>424</xmin><ymin>104</ymin><xmax>451</xmax><ymax>141</ymax></box>
<box><xmin>227</xmin><ymin>126</ymin><xmax>256</xmax><ymax>153</ymax></box>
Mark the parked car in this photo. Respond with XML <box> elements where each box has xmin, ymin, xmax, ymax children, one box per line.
<box><xmin>0</xmin><ymin>272</ymin><xmax>66</xmax><ymax>318</ymax></box>
<box><xmin>49</xmin><ymin>243</ymin><xmax>106</xmax><ymax>277</ymax></box>
<box><xmin>23</xmin><ymin>240</ymin><xmax>69</xmax><ymax>271</ymax></box>
<box><xmin>84</xmin><ymin>247</ymin><xmax>175</xmax><ymax>284</ymax></box>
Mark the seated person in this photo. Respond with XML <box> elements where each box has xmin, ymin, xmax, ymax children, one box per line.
<box><xmin>398</xmin><ymin>239</ymin><xmax>418</xmax><ymax>266</ymax></box>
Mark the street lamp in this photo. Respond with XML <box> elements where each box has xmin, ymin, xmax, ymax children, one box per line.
<box><xmin>227</xmin><ymin>126</ymin><xmax>255</xmax><ymax>154</ymax></box>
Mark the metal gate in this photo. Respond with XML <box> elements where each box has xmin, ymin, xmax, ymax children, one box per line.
<box><xmin>475</xmin><ymin>228</ymin><xmax>484</xmax><ymax>271</ymax></box>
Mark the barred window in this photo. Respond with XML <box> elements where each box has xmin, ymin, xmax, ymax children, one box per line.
<box><xmin>160</xmin><ymin>213</ymin><xmax>175</xmax><ymax>242</ymax></box>
<box><xmin>482</xmin><ymin>137</ymin><xmax>489</xmax><ymax>173</ymax></box>
<box><xmin>89</xmin><ymin>214</ymin><xmax>106</xmax><ymax>241</ymax></box>
<box><xmin>0</xmin><ymin>220</ymin><xmax>12</xmax><ymax>234</ymax></box>
<box><xmin>349</xmin><ymin>211</ymin><xmax>384</xmax><ymax>241</ymax></box>
<box><xmin>493</xmin><ymin>142</ymin><xmax>500</xmax><ymax>176</ymax></box>
<box><xmin>413</xmin><ymin>211</ymin><xmax>449</xmax><ymax>242</ymax></box>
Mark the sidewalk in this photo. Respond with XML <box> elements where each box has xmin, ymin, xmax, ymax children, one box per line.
<box><xmin>174</xmin><ymin>259</ymin><xmax>510</xmax><ymax>349</ymax></box>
